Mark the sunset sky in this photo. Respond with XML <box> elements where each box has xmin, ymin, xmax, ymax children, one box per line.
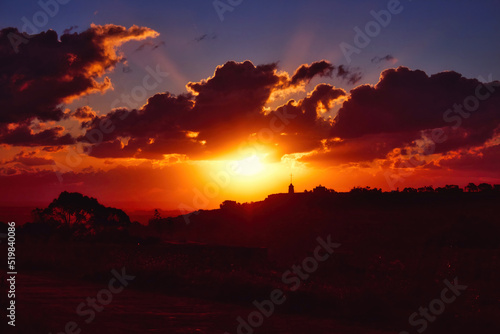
<box><xmin>1</xmin><ymin>0</ymin><xmax>500</xmax><ymax>211</ymax></box>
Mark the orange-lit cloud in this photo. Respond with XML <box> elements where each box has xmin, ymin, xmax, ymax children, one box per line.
<box><xmin>81</xmin><ymin>60</ymin><xmax>348</xmax><ymax>160</ymax></box>
<box><xmin>0</xmin><ymin>24</ymin><xmax>158</xmax><ymax>130</ymax></box>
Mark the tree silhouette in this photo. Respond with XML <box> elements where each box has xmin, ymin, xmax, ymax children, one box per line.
<box><xmin>435</xmin><ymin>185</ymin><xmax>462</xmax><ymax>193</ymax></box>
<box><xmin>465</xmin><ymin>183</ymin><xmax>479</xmax><ymax>192</ymax></box>
<box><xmin>417</xmin><ymin>186</ymin><xmax>434</xmax><ymax>193</ymax></box>
<box><xmin>32</xmin><ymin>191</ymin><xmax>130</xmax><ymax>236</ymax></box>
<box><xmin>478</xmin><ymin>183</ymin><xmax>493</xmax><ymax>193</ymax></box>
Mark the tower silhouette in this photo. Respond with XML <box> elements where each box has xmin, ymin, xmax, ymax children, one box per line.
<box><xmin>288</xmin><ymin>174</ymin><xmax>295</xmax><ymax>194</ymax></box>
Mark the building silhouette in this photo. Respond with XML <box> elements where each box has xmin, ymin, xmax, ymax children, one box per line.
<box><xmin>264</xmin><ymin>175</ymin><xmax>336</xmax><ymax>201</ymax></box>
<box><xmin>288</xmin><ymin>174</ymin><xmax>294</xmax><ymax>194</ymax></box>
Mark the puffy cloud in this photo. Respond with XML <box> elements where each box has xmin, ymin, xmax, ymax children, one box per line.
<box><xmin>81</xmin><ymin>61</ymin><xmax>347</xmax><ymax>159</ymax></box>
<box><xmin>82</xmin><ymin>61</ymin><xmax>283</xmax><ymax>158</ymax></box>
<box><xmin>187</xmin><ymin>61</ymin><xmax>283</xmax><ymax>125</ymax></box>
<box><xmin>0</xmin><ymin>24</ymin><xmax>158</xmax><ymax>126</ymax></box>
<box><xmin>267</xmin><ymin>84</ymin><xmax>346</xmax><ymax>155</ymax></box>
<box><xmin>84</xmin><ymin>61</ymin><xmax>288</xmax><ymax>158</ymax></box>
<box><xmin>326</xmin><ymin>67</ymin><xmax>500</xmax><ymax>162</ymax></box>
<box><xmin>80</xmin><ymin>92</ymin><xmax>200</xmax><ymax>159</ymax></box>
<box><xmin>85</xmin><ymin>63</ymin><xmax>500</xmax><ymax>167</ymax></box>
<box><xmin>4</xmin><ymin>38</ymin><xmax>498</xmax><ymax>179</ymax></box>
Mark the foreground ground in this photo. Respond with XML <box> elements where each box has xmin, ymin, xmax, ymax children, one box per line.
<box><xmin>8</xmin><ymin>271</ymin><xmax>391</xmax><ymax>334</ymax></box>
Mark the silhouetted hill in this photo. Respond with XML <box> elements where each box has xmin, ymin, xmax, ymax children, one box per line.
<box><xmin>7</xmin><ymin>188</ymin><xmax>500</xmax><ymax>333</ymax></box>
<box><xmin>155</xmin><ymin>190</ymin><xmax>500</xmax><ymax>261</ymax></box>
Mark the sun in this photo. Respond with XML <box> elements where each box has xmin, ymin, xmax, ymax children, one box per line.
<box><xmin>234</xmin><ymin>155</ymin><xmax>265</xmax><ymax>176</ymax></box>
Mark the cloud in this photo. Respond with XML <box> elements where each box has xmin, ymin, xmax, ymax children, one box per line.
<box><xmin>371</xmin><ymin>54</ymin><xmax>397</xmax><ymax>64</ymax></box>
<box><xmin>334</xmin><ymin>65</ymin><xmax>362</xmax><ymax>85</ymax></box>
<box><xmin>194</xmin><ymin>33</ymin><xmax>216</xmax><ymax>42</ymax></box>
<box><xmin>135</xmin><ymin>40</ymin><xmax>166</xmax><ymax>51</ymax></box>
<box><xmin>329</xmin><ymin>67</ymin><xmax>500</xmax><ymax>158</ymax></box>
<box><xmin>5</xmin><ymin>151</ymin><xmax>55</xmax><ymax>166</ymax></box>
<box><xmin>5</xmin><ymin>44</ymin><xmax>497</xmax><ymax>178</ymax></box>
<box><xmin>290</xmin><ymin>61</ymin><xmax>334</xmax><ymax>85</ymax></box>
<box><xmin>42</xmin><ymin>146</ymin><xmax>64</xmax><ymax>152</ymax></box>
<box><xmin>82</xmin><ymin>60</ymin><xmax>284</xmax><ymax>158</ymax></box>
<box><xmin>80</xmin><ymin>92</ymin><xmax>199</xmax><ymax>159</ymax></box>
<box><xmin>0</xmin><ymin>124</ymin><xmax>75</xmax><ymax>146</ymax></box>
<box><xmin>186</xmin><ymin>61</ymin><xmax>283</xmax><ymax>128</ymax></box>
<box><xmin>195</xmin><ymin>34</ymin><xmax>208</xmax><ymax>42</ymax></box>
<box><xmin>63</xmin><ymin>26</ymin><xmax>78</xmax><ymax>35</ymax></box>
<box><xmin>266</xmin><ymin>84</ymin><xmax>346</xmax><ymax>155</ymax></box>
<box><xmin>304</xmin><ymin>132</ymin><xmax>416</xmax><ymax>166</ymax></box>
<box><xmin>85</xmin><ymin>63</ymin><xmax>499</xmax><ymax>166</ymax></box>
<box><xmin>290</xmin><ymin>61</ymin><xmax>362</xmax><ymax>86</ymax></box>
<box><xmin>153</xmin><ymin>41</ymin><xmax>166</xmax><ymax>49</ymax></box>
<box><xmin>81</xmin><ymin>61</ymin><xmax>347</xmax><ymax>159</ymax></box>
<box><xmin>70</xmin><ymin>106</ymin><xmax>98</xmax><ymax>120</ymax></box>
<box><xmin>0</xmin><ymin>24</ymin><xmax>158</xmax><ymax>127</ymax></box>
<box><xmin>439</xmin><ymin>143</ymin><xmax>500</xmax><ymax>173</ymax></box>
<box><xmin>134</xmin><ymin>40</ymin><xmax>154</xmax><ymax>51</ymax></box>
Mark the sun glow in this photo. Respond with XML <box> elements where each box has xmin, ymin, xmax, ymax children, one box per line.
<box><xmin>196</xmin><ymin>151</ymin><xmax>306</xmax><ymax>205</ymax></box>
<box><xmin>234</xmin><ymin>155</ymin><xmax>265</xmax><ymax>176</ymax></box>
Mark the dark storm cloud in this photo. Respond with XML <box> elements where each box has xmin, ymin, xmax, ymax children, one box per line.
<box><xmin>0</xmin><ymin>24</ymin><xmax>158</xmax><ymax>127</ymax></box>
